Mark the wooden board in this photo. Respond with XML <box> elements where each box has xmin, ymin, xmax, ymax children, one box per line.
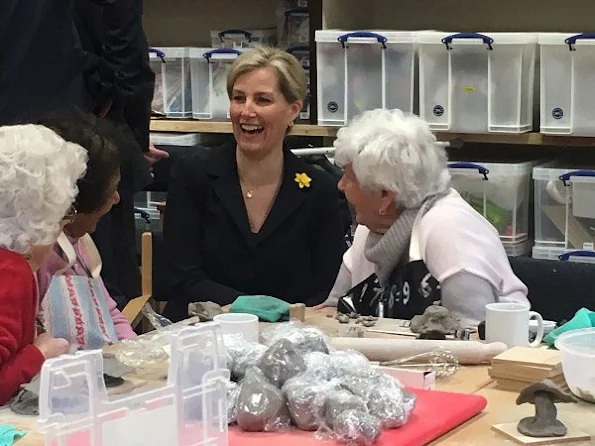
<box><xmin>492</xmin><ymin>422</ymin><xmax>591</xmax><ymax>444</ymax></box>
<box><xmin>491</xmin><ymin>347</ymin><xmax>562</xmax><ymax>368</ymax></box>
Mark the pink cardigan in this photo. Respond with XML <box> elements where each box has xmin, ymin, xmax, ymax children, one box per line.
<box><xmin>36</xmin><ymin>235</ymin><xmax>136</xmax><ymax>341</ymax></box>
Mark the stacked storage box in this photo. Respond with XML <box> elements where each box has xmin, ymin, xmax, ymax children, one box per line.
<box><xmin>189</xmin><ymin>48</ymin><xmax>243</xmax><ymax>121</ymax></box>
<box><xmin>210</xmin><ymin>29</ymin><xmax>277</xmax><ymax>49</ymax></box>
<box><xmin>539</xmin><ymin>33</ymin><xmax>595</xmax><ymax>135</ymax></box>
<box><xmin>533</xmin><ymin>163</ymin><xmax>595</xmax><ymax>263</ymax></box>
<box><xmin>315</xmin><ymin>30</ymin><xmax>416</xmax><ymax>126</ymax></box>
<box><xmin>448</xmin><ymin>160</ymin><xmax>541</xmax><ymax>256</ymax></box>
<box><xmin>417</xmin><ymin>32</ymin><xmax>537</xmax><ymax>134</ymax></box>
<box><xmin>149</xmin><ymin>48</ymin><xmax>192</xmax><ymax>118</ymax></box>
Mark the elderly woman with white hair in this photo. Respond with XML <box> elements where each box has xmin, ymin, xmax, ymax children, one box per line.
<box><xmin>320</xmin><ymin>108</ymin><xmax>529</xmax><ymax>326</ymax></box>
<box><xmin>0</xmin><ymin>124</ymin><xmax>87</xmax><ymax>405</ymax></box>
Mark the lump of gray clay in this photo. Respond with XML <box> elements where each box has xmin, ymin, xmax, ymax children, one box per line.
<box><xmin>333</xmin><ymin>409</ymin><xmax>382</xmax><ymax>446</ymax></box>
<box><xmin>329</xmin><ymin>350</ymin><xmax>371</xmax><ymax>377</ymax></box>
<box><xmin>227</xmin><ymin>381</ymin><xmax>241</xmax><ymax>425</ymax></box>
<box><xmin>303</xmin><ymin>351</ymin><xmax>339</xmax><ymax>381</ymax></box>
<box><xmin>236</xmin><ymin>367</ymin><xmax>290</xmax><ymax>432</ymax></box>
<box><xmin>410</xmin><ymin>304</ymin><xmax>460</xmax><ymax>335</ymax></box>
<box><xmin>258</xmin><ymin>339</ymin><xmax>307</xmax><ymax>387</ymax></box>
<box><xmin>324</xmin><ymin>389</ymin><xmax>367</xmax><ymax>429</ymax></box>
<box><xmin>187</xmin><ymin>301</ymin><xmax>223</xmax><ymax>322</ymax></box>
<box><xmin>223</xmin><ymin>335</ymin><xmax>267</xmax><ymax>381</ymax></box>
<box><xmin>367</xmin><ymin>386</ymin><xmax>417</xmax><ymax>429</ymax></box>
<box><xmin>283</xmin><ymin>375</ymin><xmax>334</xmax><ymax>431</ymax></box>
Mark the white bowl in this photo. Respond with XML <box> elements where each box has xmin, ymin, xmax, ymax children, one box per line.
<box><xmin>554</xmin><ymin>328</ymin><xmax>595</xmax><ymax>403</ymax></box>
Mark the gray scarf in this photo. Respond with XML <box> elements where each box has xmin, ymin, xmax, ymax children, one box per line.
<box><xmin>364</xmin><ymin>191</ymin><xmax>448</xmax><ymax>284</ymax></box>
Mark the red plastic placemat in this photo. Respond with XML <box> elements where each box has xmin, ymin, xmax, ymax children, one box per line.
<box><xmin>230</xmin><ymin>387</ymin><xmax>487</xmax><ymax>446</ymax></box>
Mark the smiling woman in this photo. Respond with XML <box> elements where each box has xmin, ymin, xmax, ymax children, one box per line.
<box><xmin>160</xmin><ymin>47</ymin><xmax>347</xmax><ymax>322</ymax></box>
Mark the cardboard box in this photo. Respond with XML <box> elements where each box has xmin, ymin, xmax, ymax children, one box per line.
<box><xmin>377</xmin><ymin>366</ymin><xmax>436</xmax><ymax>390</ymax></box>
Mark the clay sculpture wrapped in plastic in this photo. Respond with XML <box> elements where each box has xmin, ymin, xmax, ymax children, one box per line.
<box><xmin>224</xmin><ymin>322</ymin><xmax>416</xmax><ymax>446</ymax></box>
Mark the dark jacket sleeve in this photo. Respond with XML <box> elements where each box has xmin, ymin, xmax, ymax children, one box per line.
<box><xmin>306</xmin><ymin>173</ymin><xmax>347</xmax><ymax>306</ymax></box>
<box><xmin>162</xmin><ymin>155</ymin><xmax>243</xmax><ymax>309</ymax></box>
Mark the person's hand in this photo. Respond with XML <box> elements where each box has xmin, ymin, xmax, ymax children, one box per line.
<box><xmin>313</xmin><ymin>299</ymin><xmax>337</xmax><ymax>310</ymax></box>
<box><xmin>34</xmin><ymin>333</ymin><xmax>70</xmax><ymax>359</ymax></box>
<box><xmin>145</xmin><ymin>144</ymin><xmax>170</xmax><ymax>167</ymax></box>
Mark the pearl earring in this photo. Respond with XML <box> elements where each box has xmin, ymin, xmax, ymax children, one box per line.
<box><xmin>378</xmin><ymin>208</ymin><xmax>387</xmax><ymax>216</ymax></box>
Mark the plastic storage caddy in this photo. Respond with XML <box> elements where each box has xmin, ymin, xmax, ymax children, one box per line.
<box><xmin>533</xmin><ymin>163</ymin><xmax>595</xmax><ymax>251</ymax></box>
<box><xmin>539</xmin><ymin>33</ymin><xmax>595</xmax><ymax>135</ymax></box>
<box><xmin>417</xmin><ymin>32</ymin><xmax>536</xmax><ymax>133</ymax></box>
<box><xmin>315</xmin><ymin>30</ymin><xmax>416</xmax><ymax>126</ymax></box>
<box><xmin>37</xmin><ymin>324</ymin><xmax>229</xmax><ymax>446</ymax></box>
<box><xmin>532</xmin><ymin>245</ymin><xmax>595</xmax><ymax>264</ymax></box>
<box><xmin>189</xmin><ymin>48</ymin><xmax>242</xmax><ymax>120</ymax></box>
<box><xmin>448</xmin><ymin>160</ymin><xmax>539</xmax><ymax>243</ymax></box>
<box><xmin>210</xmin><ymin>28</ymin><xmax>276</xmax><ymax>49</ymax></box>
<box><xmin>150</xmin><ymin>47</ymin><xmax>192</xmax><ymax>118</ymax></box>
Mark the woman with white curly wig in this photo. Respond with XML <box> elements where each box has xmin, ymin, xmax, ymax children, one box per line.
<box><xmin>320</xmin><ymin>109</ymin><xmax>529</xmax><ymax>327</ymax></box>
<box><xmin>0</xmin><ymin>124</ymin><xmax>87</xmax><ymax>405</ymax></box>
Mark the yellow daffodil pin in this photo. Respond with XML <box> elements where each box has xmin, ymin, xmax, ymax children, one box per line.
<box><xmin>295</xmin><ymin>172</ymin><xmax>312</xmax><ymax>189</ymax></box>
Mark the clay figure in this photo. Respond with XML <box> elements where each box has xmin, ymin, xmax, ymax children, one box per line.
<box><xmin>516</xmin><ymin>379</ymin><xmax>577</xmax><ymax>438</ymax></box>
<box><xmin>258</xmin><ymin>339</ymin><xmax>307</xmax><ymax>387</ymax></box>
<box><xmin>410</xmin><ymin>304</ymin><xmax>460</xmax><ymax>335</ymax></box>
<box><xmin>333</xmin><ymin>409</ymin><xmax>382</xmax><ymax>446</ymax></box>
<box><xmin>187</xmin><ymin>301</ymin><xmax>223</xmax><ymax>321</ymax></box>
<box><xmin>235</xmin><ymin>367</ymin><xmax>290</xmax><ymax>431</ymax></box>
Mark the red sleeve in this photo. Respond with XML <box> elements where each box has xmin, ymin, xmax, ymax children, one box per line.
<box><xmin>0</xmin><ymin>260</ymin><xmax>45</xmax><ymax>405</ymax></box>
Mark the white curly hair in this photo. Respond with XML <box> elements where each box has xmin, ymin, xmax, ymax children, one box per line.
<box><xmin>333</xmin><ymin>108</ymin><xmax>451</xmax><ymax>208</ymax></box>
<box><xmin>0</xmin><ymin>125</ymin><xmax>88</xmax><ymax>254</ymax></box>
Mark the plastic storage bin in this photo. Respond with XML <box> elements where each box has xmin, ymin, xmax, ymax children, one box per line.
<box><xmin>533</xmin><ymin>164</ymin><xmax>595</xmax><ymax>251</ymax></box>
<box><xmin>315</xmin><ymin>30</ymin><xmax>416</xmax><ymax>126</ymax></box>
<box><xmin>281</xmin><ymin>7</ymin><xmax>310</xmax><ymax>48</ymax></box>
<box><xmin>448</xmin><ymin>160</ymin><xmax>539</xmax><ymax>243</ymax></box>
<box><xmin>37</xmin><ymin>324</ymin><xmax>229</xmax><ymax>446</ymax></box>
<box><xmin>503</xmin><ymin>239</ymin><xmax>532</xmax><ymax>257</ymax></box>
<box><xmin>150</xmin><ymin>47</ymin><xmax>192</xmax><ymax>118</ymax></box>
<box><xmin>417</xmin><ymin>32</ymin><xmax>537</xmax><ymax>133</ymax></box>
<box><xmin>539</xmin><ymin>33</ymin><xmax>595</xmax><ymax>135</ymax></box>
<box><xmin>211</xmin><ymin>28</ymin><xmax>276</xmax><ymax>49</ymax></box>
<box><xmin>532</xmin><ymin>245</ymin><xmax>595</xmax><ymax>264</ymax></box>
<box><xmin>287</xmin><ymin>45</ymin><xmax>311</xmax><ymax>120</ymax></box>
<box><xmin>190</xmin><ymin>48</ymin><xmax>242</xmax><ymax>120</ymax></box>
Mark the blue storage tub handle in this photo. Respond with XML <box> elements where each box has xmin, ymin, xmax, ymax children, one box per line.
<box><xmin>559</xmin><ymin>170</ymin><xmax>595</xmax><ymax>186</ymax></box>
<box><xmin>565</xmin><ymin>33</ymin><xmax>595</xmax><ymax>50</ymax></box>
<box><xmin>218</xmin><ymin>29</ymin><xmax>252</xmax><ymax>42</ymax></box>
<box><xmin>286</xmin><ymin>45</ymin><xmax>310</xmax><ymax>55</ymax></box>
<box><xmin>441</xmin><ymin>32</ymin><xmax>494</xmax><ymax>50</ymax></box>
<box><xmin>149</xmin><ymin>47</ymin><xmax>166</xmax><ymax>62</ymax></box>
<box><xmin>448</xmin><ymin>162</ymin><xmax>489</xmax><ymax>180</ymax></box>
<box><xmin>558</xmin><ymin>250</ymin><xmax>595</xmax><ymax>261</ymax></box>
<box><xmin>338</xmin><ymin>31</ymin><xmax>388</xmax><ymax>49</ymax></box>
<box><xmin>285</xmin><ymin>7</ymin><xmax>309</xmax><ymax>16</ymax></box>
<box><xmin>204</xmin><ymin>48</ymin><xmax>242</xmax><ymax>62</ymax></box>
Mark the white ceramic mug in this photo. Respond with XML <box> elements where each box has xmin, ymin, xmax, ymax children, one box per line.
<box><xmin>485</xmin><ymin>302</ymin><xmax>544</xmax><ymax>348</ymax></box>
<box><xmin>213</xmin><ymin>313</ymin><xmax>259</xmax><ymax>343</ymax></box>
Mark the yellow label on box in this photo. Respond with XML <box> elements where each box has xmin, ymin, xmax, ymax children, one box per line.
<box><xmin>463</xmin><ymin>86</ymin><xmax>476</xmax><ymax>92</ymax></box>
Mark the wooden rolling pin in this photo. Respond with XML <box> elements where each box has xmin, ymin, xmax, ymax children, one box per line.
<box><xmin>330</xmin><ymin>337</ymin><xmax>507</xmax><ymax>365</ymax></box>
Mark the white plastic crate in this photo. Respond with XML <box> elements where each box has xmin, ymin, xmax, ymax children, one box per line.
<box><xmin>287</xmin><ymin>45</ymin><xmax>311</xmax><ymax>120</ymax></box>
<box><xmin>448</xmin><ymin>160</ymin><xmax>539</xmax><ymax>243</ymax></box>
<box><xmin>417</xmin><ymin>32</ymin><xmax>537</xmax><ymax>133</ymax></box>
<box><xmin>210</xmin><ymin>28</ymin><xmax>276</xmax><ymax>49</ymax></box>
<box><xmin>532</xmin><ymin>245</ymin><xmax>595</xmax><ymax>264</ymax></box>
<box><xmin>539</xmin><ymin>33</ymin><xmax>595</xmax><ymax>135</ymax></box>
<box><xmin>189</xmin><ymin>48</ymin><xmax>243</xmax><ymax>121</ymax></box>
<box><xmin>533</xmin><ymin>163</ymin><xmax>595</xmax><ymax>250</ymax></box>
<box><xmin>37</xmin><ymin>324</ymin><xmax>229</xmax><ymax>446</ymax></box>
<box><xmin>315</xmin><ymin>30</ymin><xmax>416</xmax><ymax>126</ymax></box>
<box><xmin>503</xmin><ymin>239</ymin><xmax>532</xmax><ymax>257</ymax></box>
<box><xmin>150</xmin><ymin>47</ymin><xmax>193</xmax><ymax>118</ymax></box>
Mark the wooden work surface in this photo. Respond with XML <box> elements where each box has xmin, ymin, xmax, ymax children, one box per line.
<box><xmin>2</xmin><ymin>309</ymin><xmax>594</xmax><ymax>446</ymax></box>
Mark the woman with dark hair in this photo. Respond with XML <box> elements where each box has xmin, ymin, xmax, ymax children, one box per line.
<box><xmin>37</xmin><ymin>114</ymin><xmax>137</xmax><ymax>350</ymax></box>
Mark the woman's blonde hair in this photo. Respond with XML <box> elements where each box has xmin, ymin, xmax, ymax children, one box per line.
<box><xmin>226</xmin><ymin>46</ymin><xmax>307</xmax><ymax>104</ymax></box>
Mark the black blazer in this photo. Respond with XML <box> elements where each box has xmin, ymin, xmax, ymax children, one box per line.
<box><xmin>161</xmin><ymin>141</ymin><xmax>347</xmax><ymax>322</ymax></box>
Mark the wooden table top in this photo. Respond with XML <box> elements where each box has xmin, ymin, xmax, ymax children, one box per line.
<box><xmin>3</xmin><ymin>309</ymin><xmax>593</xmax><ymax>445</ymax></box>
